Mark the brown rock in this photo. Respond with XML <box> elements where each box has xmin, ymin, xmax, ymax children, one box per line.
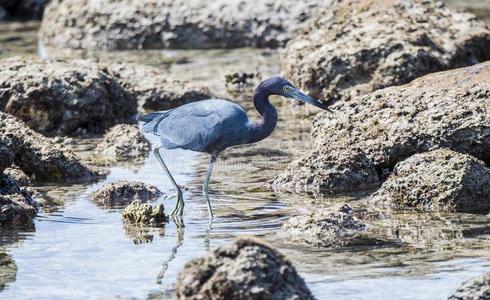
<box><xmin>92</xmin><ymin>181</ymin><xmax>162</xmax><ymax>208</ymax></box>
<box><xmin>95</xmin><ymin>124</ymin><xmax>151</xmax><ymax>162</ymax></box>
<box><xmin>448</xmin><ymin>273</ymin><xmax>490</xmax><ymax>300</ymax></box>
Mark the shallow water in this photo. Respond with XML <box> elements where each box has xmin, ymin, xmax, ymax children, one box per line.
<box><xmin>1</xmin><ymin>2</ymin><xmax>490</xmax><ymax>299</ymax></box>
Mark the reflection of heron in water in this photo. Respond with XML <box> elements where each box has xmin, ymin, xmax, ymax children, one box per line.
<box><xmin>140</xmin><ymin>77</ymin><xmax>332</xmax><ymax>219</ymax></box>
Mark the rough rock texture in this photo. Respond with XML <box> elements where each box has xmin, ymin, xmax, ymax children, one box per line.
<box><xmin>40</xmin><ymin>0</ymin><xmax>325</xmax><ymax>50</ymax></box>
<box><xmin>0</xmin><ymin>252</ymin><xmax>17</xmax><ymax>292</ymax></box>
<box><xmin>0</xmin><ymin>57</ymin><xmax>134</xmax><ymax>136</ymax></box>
<box><xmin>92</xmin><ymin>181</ymin><xmax>162</xmax><ymax>208</ymax></box>
<box><xmin>176</xmin><ymin>237</ymin><xmax>314</xmax><ymax>300</ymax></box>
<box><xmin>448</xmin><ymin>273</ymin><xmax>490</xmax><ymax>300</ymax></box>
<box><xmin>122</xmin><ymin>200</ymin><xmax>166</xmax><ymax>225</ymax></box>
<box><xmin>3</xmin><ymin>167</ymin><xmax>30</xmax><ymax>186</ymax></box>
<box><xmin>370</xmin><ymin>149</ymin><xmax>490</xmax><ymax>213</ymax></box>
<box><xmin>95</xmin><ymin>124</ymin><xmax>151</xmax><ymax>162</ymax></box>
<box><xmin>104</xmin><ymin>63</ymin><xmax>213</xmax><ymax>112</ymax></box>
<box><xmin>283</xmin><ymin>0</ymin><xmax>490</xmax><ymax>104</ymax></box>
<box><xmin>0</xmin><ymin>112</ymin><xmax>97</xmax><ymax>182</ymax></box>
<box><xmin>272</xmin><ymin>147</ymin><xmax>379</xmax><ymax>195</ymax></box>
<box><xmin>0</xmin><ymin>174</ymin><xmax>37</xmax><ymax>223</ymax></box>
<box><xmin>280</xmin><ymin>62</ymin><xmax>490</xmax><ymax>196</ymax></box>
<box><xmin>0</xmin><ymin>139</ymin><xmax>14</xmax><ymax>174</ymax></box>
<box><xmin>280</xmin><ymin>204</ymin><xmax>368</xmax><ymax>248</ymax></box>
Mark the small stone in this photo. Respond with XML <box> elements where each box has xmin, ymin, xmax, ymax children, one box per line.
<box><xmin>95</xmin><ymin>124</ymin><xmax>151</xmax><ymax>162</ymax></box>
<box><xmin>280</xmin><ymin>204</ymin><xmax>369</xmax><ymax>248</ymax></box>
<box><xmin>176</xmin><ymin>236</ymin><xmax>314</xmax><ymax>300</ymax></box>
<box><xmin>122</xmin><ymin>200</ymin><xmax>166</xmax><ymax>226</ymax></box>
<box><xmin>448</xmin><ymin>273</ymin><xmax>490</xmax><ymax>300</ymax></box>
<box><xmin>0</xmin><ymin>174</ymin><xmax>38</xmax><ymax>224</ymax></box>
<box><xmin>92</xmin><ymin>181</ymin><xmax>162</xmax><ymax>208</ymax></box>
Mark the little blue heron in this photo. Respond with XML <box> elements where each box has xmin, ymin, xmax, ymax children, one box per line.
<box><xmin>139</xmin><ymin>76</ymin><xmax>332</xmax><ymax>218</ymax></box>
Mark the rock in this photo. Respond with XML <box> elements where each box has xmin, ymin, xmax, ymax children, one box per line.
<box><xmin>0</xmin><ymin>174</ymin><xmax>37</xmax><ymax>224</ymax></box>
<box><xmin>0</xmin><ymin>139</ymin><xmax>14</xmax><ymax>174</ymax></box>
<box><xmin>40</xmin><ymin>0</ymin><xmax>324</xmax><ymax>50</ymax></box>
<box><xmin>0</xmin><ymin>0</ymin><xmax>48</xmax><ymax>19</ymax></box>
<box><xmin>92</xmin><ymin>181</ymin><xmax>162</xmax><ymax>208</ymax></box>
<box><xmin>0</xmin><ymin>57</ymin><xmax>135</xmax><ymax>136</ymax></box>
<box><xmin>289</xmin><ymin>62</ymin><xmax>490</xmax><ymax>196</ymax></box>
<box><xmin>282</xmin><ymin>0</ymin><xmax>490</xmax><ymax>104</ymax></box>
<box><xmin>448</xmin><ymin>273</ymin><xmax>490</xmax><ymax>300</ymax></box>
<box><xmin>225</xmin><ymin>72</ymin><xmax>261</xmax><ymax>94</ymax></box>
<box><xmin>95</xmin><ymin>124</ymin><xmax>151</xmax><ymax>162</ymax></box>
<box><xmin>0</xmin><ymin>5</ymin><xmax>7</xmax><ymax>20</ymax></box>
<box><xmin>3</xmin><ymin>167</ymin><xmax>30</xmax><ymax>186</ymax></box>
<box><xmin>122</xmin><ymin>200</ymin><xmax>166</xmax><ymax>225</ymax></box>
<box><xmin>176</xmin><ymin>236</ymin><xmax>314</xmax><ymax>300</ymax></box>
<box><xmin>272</xmin><ymin>147</ymin><xmax>379</xmax><ymax>195</ymax></box>
<box><xmin>279</xmin><ymin>204</ymin><xmax>370</xmax><ymax>248</ymax></box>
<box><xmin>0</xmin><ymin>252</ymin><xmax>16</xmax><ymax>292</ymax></box>
<box><xmin>0</xmin><ymin>112</ymin><xmax>98</xmax><ymax>183</ymax></box>
<box><xmin>370</xmin><ymin>149</ymin><xmax>490</xmax><ymax>213</ymax></box>
<box><xmin>104</xmin><ymin>63</ymin><xmax>213</xmax><ymax>112</ymax></box>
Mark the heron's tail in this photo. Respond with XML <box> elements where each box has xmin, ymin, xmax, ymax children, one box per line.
<box><xmin>138</xmin><ymin>111</ymin><xmax>170</xmax><ymax>134</ymax></box>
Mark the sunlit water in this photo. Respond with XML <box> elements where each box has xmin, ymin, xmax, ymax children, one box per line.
<box><xmin>1</xmin><ymin>2</ymin><xmax>490</xmax><ymax>298</ymax></box>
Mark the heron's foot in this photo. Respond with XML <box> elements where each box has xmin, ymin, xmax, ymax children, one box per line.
<box><xmin>171</xmin><ymin>215</ymin><xmax>185</xmax><ymax>228</ymax></box>
<box><xmin>170</xmin><ymin>190</ymin><xmax>184</xmax><ymax>216</ymax></box>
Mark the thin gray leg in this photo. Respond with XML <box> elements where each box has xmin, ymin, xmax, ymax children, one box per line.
<box><xmin>153</xmin><ymin>147</ymin><xmax>184</xmax><ymax>216</ymax></box>
<box><xmin>203</xmin><ymin>155</ymin><xmax>217</xmax><ymax>220</ymax></box>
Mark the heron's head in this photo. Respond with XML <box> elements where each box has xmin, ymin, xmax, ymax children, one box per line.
<box><xmin>258</xmin><ymin>76</ymin><xmax>332</xmax><ymax>112</ymax></box>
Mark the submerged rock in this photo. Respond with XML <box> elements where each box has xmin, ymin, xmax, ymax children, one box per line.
<box><xmin>284</xmin><ymin>62</ymin><xmax>490</xmax><ymax>196</ymax></box>
<box><xmin>280</xmin><ymin>204</ymin><xmax>369</xmax><ymax>248</ymax></box>
<box><xmin>283</xmin><ymin>0</ymin><xmax>490</xmax><ymax>104</ymax></box>
<box><xmin>95</xmin><ymin>124</ymin><xmax>151</xmax><ymax>162</ymax></box>
<box><xmin>448</xmin><ymin>273</ymin><xmax>490</xmax><ymax>300</ymax></box>
<box><xmin>104</xmin><ymin>63</ymin><xmax>213</xmax><ymax>112</ymax></box>
<box><xmin>0</xmin><ymin>174</ymin><xmax>37</xmax><ymax>224</ymax></box>
<box><xmin>176</xmin><ymin>236</ymin><xmax>314</xmax><ymax>300</ymax></box>
<box><xmin>0</xmin><ymin>57</ymin><xmax>134</xmax><ymax>136</ymax></box>
<box><xmin>40</xmin><ymin>0</ymin><xmax>324</xmax><ymax>50</ymax></box>
<box><xmin>272</xmin><ymin>147</ymin><xmax>379</xmax><ymax>195</ymax></box>
<box><xmin>0</xmin><ymin>112</ymin><xmax>98</xmax><ymax>183</ymax></box>
<box><xmin>0</xmin><ymin>252</ymin><xmax>16</xmax><ymax>292</ymax></box>
<box><xmin>370</xmin><ymin>149</ymin><xmax>490</xmax><ymax>213</ymax></box>
<box><xmin>92</xmin><ymin>181</ymin><xmax>162</xmax><ymax>208</ymax></box>
<box><xmin>122</xmin><ymin>200</ymin><xmax>166</xmax><ymax>225</ymax></box>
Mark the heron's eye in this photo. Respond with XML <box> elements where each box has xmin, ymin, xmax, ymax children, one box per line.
<box><xmin>283</xmin><ymin>86</ymin><xmax>293</xmax><ymax>93</ymax></box>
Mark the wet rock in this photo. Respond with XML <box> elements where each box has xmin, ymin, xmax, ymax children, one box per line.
<box><xmin>40</xmin><ymin>0</ymin><xmax>324</xmax><ymax>50</ymax></box>
<box><xmin>370</xmin><ymin>149</ymin><xmax>490</xmax><ymax>213</ymax></box>
<box><xmin>280</xmin><ymin>204</ymin><xmax>370</xmax><ymax>248</ymax></box>
<box><xmin>272</xmin><ymin>147</ymin><xmax>379</xmax><ymax>195</ymax></box>
<box><xmin>104</xmin><ymin>63</ymin><xmax>213</xmax><ymax>112</ymax></box>
<box><xmin>3</xmin><ymin>167</ymin><xmax>30</xmax><ymax>186</ymax></box>
<box><xmin>448</xmin><ymin>273</ymin><xmax>490</xmax><ymax>300</ymax></box>
<box><xmin>122</xmin><ymin>200</ymin><xmax>166</xmax><ymax>226</ymax></box>
<box><xmin>287</xmin><ymin>62</ymin><xmax>490</xmax><ymax>197</ymax></box>
<box><xmin>0</xmin><ymin>174</ymin><xmax>37</xmax><ymax>223</ymax></box>
<box><xmin>95</xmin><ymin>124</ymin><xmax>151</xmax><ymax>162</ymax></box>
<box><xmin>92</xmin><ymin>181</ymin><xmax>162</xmax><ymax>208</ymax></box>
<box><xmin>0</xmin><ymin>57</ymin><xmax>135</xmax><ymax>136</ymax></box>
<box><xmin>0</xmin><ymin>140</ymin><xmax>14</xmax><ymax>174</ymax></box>
<box><xmin>225</xmin><ymin>72</ymin><xmax>261</xmax><ymax>94</ymax></box>
<box><xmin>283</xmin><ymin>0</ymin><xmax>490</xmax><ymax>104</ymax></box>
<box><xmin>176</xmin><ymin>236</ymin><xmax>314</xmax><ymax>300</ymax></box>
<box><xmin>0</xmin><ymin>112</ymin><xmax>98</xmax><ymax>183</ymax></box>
<box><xmin>0</xmin><ymin>252</ymin><xmax>16</xmax><ymax>292</ymax></box>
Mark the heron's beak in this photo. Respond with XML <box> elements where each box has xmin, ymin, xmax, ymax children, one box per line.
<box><xmin>288</xmin><ymin>88</ymin><xmax>333</xmax><ymax>112</ymax></box>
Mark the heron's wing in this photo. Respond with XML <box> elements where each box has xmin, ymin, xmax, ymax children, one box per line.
<box><xmin>156</xmin><ymin>100</ymin><xmax>247</xmax><ymax>151</ymax></box>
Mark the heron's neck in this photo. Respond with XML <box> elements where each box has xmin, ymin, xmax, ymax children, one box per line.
<box><xmin>247</xmin><ymin>89</ymin><xmax>278</xmax><ymax>144</ymax></box>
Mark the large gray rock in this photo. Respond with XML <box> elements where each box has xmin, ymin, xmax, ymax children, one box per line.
<box><xmin>95</xmin><ymin>124</ymin><xmax>151</xmax><ymax>162</ymax></box>
<box><xmin>370</xmin><ymin>149</ymin><xmax>490</xmax><ymax>213</ymax></box>
<box><xmin>279</xmin><ymin>204</ymin><xmax>371</xmax><ymax>248</ymax></box>
<box><xmin>92</xmin><ymin>181</ymin><xmax>162</xmax><ymax>208</ymax></box>
<box><xmin>448</xmin><ymin>273</ymin><xmax>490</xmax><ymax>300</ymax></box>
<box><xmin>176</xmin><ymin>237</ymin><xmax>314</xmax><ymax>300</ymax></box>
<box><xmin>0</xmin><ymin>112</ymin><xmax>98</xmax><ymax>183</ymax></box>
<box><xmin>104</xmin><ymin>63</ymin><xmax>213</xmax><ymax>112</ymax></box>
<box><xmin>279</xmin><ymin>62</ymin><xmax>490</xmax><ymax>196</ymax></box>
<box><xmin>272</xmin><ymin>147</ymin><xmax>379</xmax><ymax>195</ymax></box>
<box><xmin>282</xmin><ymin>0</ymin><xmax>490</xmax><ymax>104</ymax></box>
<box><xmin>40</xmin><ymin>0</ymin><xmax>325</xmax><ymax>50</ymax></box>
<box><xmin>0</xmin><ymin>57</ymin><xmax>134</xmax><ymax>136</ymax></box>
